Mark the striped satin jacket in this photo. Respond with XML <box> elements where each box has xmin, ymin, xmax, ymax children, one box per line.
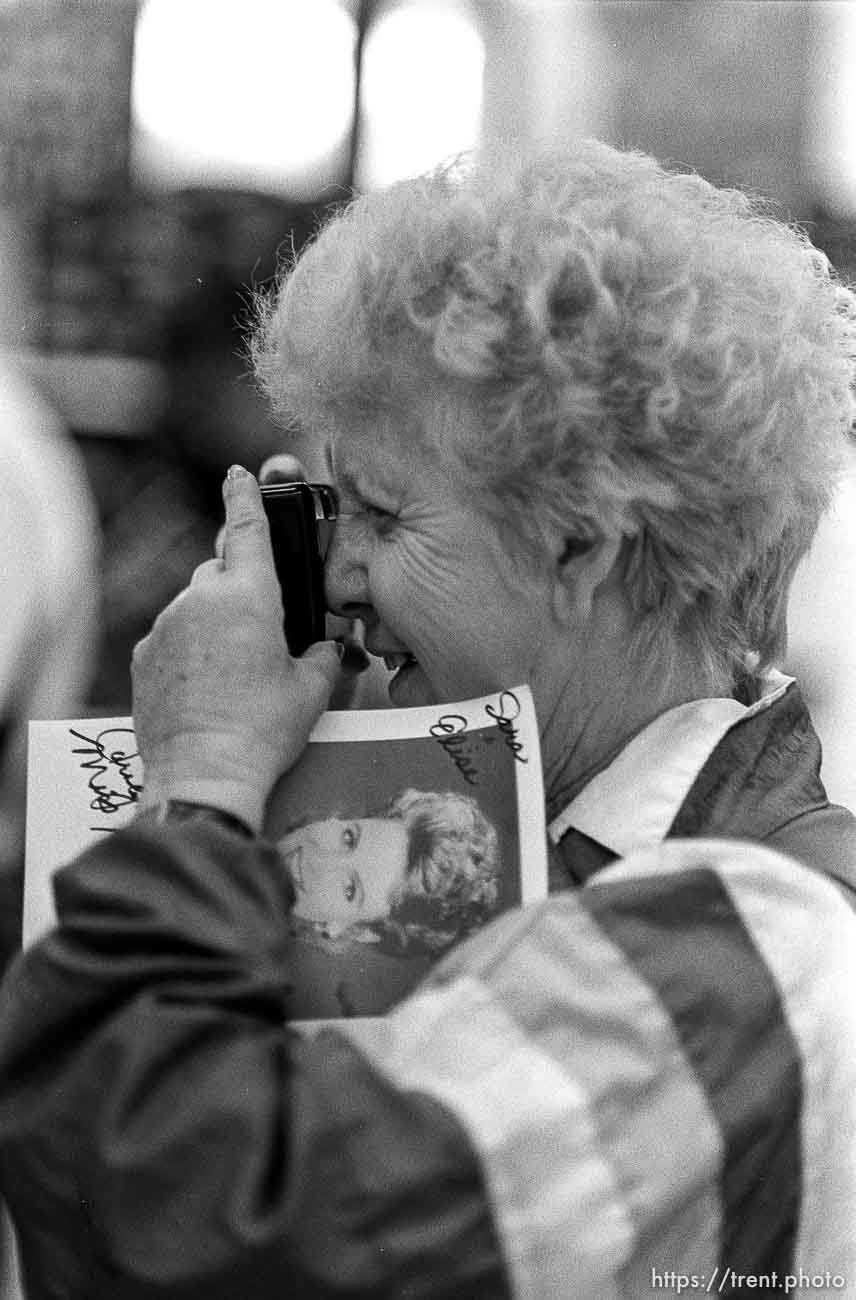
<box><xmin>0</xmin><ymin>689</ymin><xmax>854</xmax><ymax>1298</ymax></box>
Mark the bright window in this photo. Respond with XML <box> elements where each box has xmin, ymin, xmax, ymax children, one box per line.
<box><xmin>806</xmin><ymin>1</ymin><xmax>856</xmax><ymax>215</ymax></box>
<box><xmin>357</xmin><ymin>1</ymin><xmax>485</xmax><ymax>189</ymax></box>
<box><xmin>131</xmin><ymin>0</ymin><xmax>357</xmax><ymax>195</ymax></box>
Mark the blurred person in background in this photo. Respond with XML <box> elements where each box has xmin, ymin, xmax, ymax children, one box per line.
<box><xmin>0</xmin><ymin>212</ymin><xmax>98</xmax><ymax>1300</ymax></box>
<box><xmin>0</xmin><ymin>142</ymin><xmax>855</xmax><ymax>1296</ymax></box>
<box><xmin>0</xmin><ymin>212</ymin><xmax>98</xmax><ymax>972</ymax></box>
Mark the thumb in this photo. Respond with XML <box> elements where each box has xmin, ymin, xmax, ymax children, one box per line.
<box><xmin>296</xmin><ymin>639</ymin><xmax>344</xmax><ymax>705</ymax></box>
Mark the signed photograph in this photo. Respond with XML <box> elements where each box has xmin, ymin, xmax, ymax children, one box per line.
<box><xmin>24</xmin><ymin>688</ymin><xmax>547</xmax><ymax>1020</ymax></box>
<box><xmin>24</xmin><ymin>717</ymin><xmax>143</xmax><ymax>943</ymax></box>
<box><xmin>264</xmin><ymin>687</ymin><xmax>547</xmax><ymax>1018</ymax></box>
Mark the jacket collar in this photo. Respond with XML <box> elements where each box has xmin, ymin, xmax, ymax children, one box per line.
<box><xmin>548</xmin><ymin>671</ymin><xmax>794</xmax><ymax>856</ymax></box>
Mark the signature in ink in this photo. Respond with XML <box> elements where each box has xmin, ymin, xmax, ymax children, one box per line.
<box><xmin>484</xmin><ymin>691</ymin><xmax>528</xmax><ymax>764</ymax></box>
<box><xmin>429</xmin><ymin>714</ymin><xmax>479</xmax><ymax>786</ymax></box>
<box><xmin>69</xmin><ymin>726</ymin><xmax>143</xmax><ymax>816</ymax></box>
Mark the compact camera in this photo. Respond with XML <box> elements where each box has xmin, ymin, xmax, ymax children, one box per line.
<box><xmin>259</xmin><ymin>481</ymin><xmax>338</xmax><ymax>655</ymax></box>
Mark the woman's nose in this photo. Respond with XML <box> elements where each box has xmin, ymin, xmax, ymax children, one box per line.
<box><xmin>324</xmin><ymin>521</ymin><xmax>374</xmax><ymax>621</ymax></box>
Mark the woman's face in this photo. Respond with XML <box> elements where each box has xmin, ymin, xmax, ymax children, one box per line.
<box><xmin>279</xmin><ymin>817</ymin><xmax>408</xmax><ymax>925</ymax></box>
<box><xmin>321</xmin><ymin>406</ymin><xmax>558</xmax><ymax>710</ymax></box>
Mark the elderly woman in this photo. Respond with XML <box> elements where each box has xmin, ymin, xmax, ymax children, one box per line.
<box><xmin>1</xmin><ymin>141</ymin><xmax>855</xmax><ymax>1297</ymax></box>
<box><xmin>246</xmin><ymin>144</ymin><xmax>856</xmax><ymax>890</ymax></box>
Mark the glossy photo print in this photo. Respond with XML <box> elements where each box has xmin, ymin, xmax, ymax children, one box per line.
<box><xmin>24</xmin><ymin>688</ymin><xmax>547</xmax><ymax>1023</ymax></box>
<box><xmin>263</xmin><ymin>686</ymin><xmax>548</xmax><ymax>1021</ymax></box>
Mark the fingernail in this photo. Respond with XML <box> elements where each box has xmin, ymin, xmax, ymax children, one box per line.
<box><xmin>227</xmin><ymin>464</ymin><xmax>248</xmax><ymax>481</ymax></box>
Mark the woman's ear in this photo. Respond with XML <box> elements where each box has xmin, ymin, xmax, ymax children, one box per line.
<box><xmin>551</xmin><ymin>532</ymin><xmax>624</xmax><ymax>625</ymax></box>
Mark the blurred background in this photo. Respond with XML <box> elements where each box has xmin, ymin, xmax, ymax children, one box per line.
<box><xmin>0</xmin><ymin>0</ymin><xmax>854</xmax><ymax>814</ymax></box>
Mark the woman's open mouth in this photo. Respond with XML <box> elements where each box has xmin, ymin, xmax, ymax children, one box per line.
<box><xmin>381</xmin><ymin>651</ymin><xmax>423</xmax><ymax>701</ymax></box>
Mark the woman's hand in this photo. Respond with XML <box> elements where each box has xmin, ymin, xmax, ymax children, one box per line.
<box><xmin>132</xmin><ymin>465</ymin><xmax>342</xmax><ymax>833</ymax></box>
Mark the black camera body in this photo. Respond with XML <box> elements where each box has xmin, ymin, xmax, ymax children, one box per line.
<box><xmin>259</xmin><ymin>481</ymin><xmax>338</xmax><ymax>655</ymax></box>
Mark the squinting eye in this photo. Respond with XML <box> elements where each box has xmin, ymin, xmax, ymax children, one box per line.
<box><xmin>342</xmin><ymin>823</ymin><xmax>360</xmax><ymax>850</ymax></box>
<box><xmin>343</xmin><ymin>873</ymin><xmax>357</xmax><ymax>902</ymax></box>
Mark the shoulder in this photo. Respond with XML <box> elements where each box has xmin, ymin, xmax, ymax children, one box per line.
<box><xmin>335</xmin><ymin>839</ymin><xmax>856</xmax><ymax>1293</ymax></box>
<box><xmin>764</xmin><ymin>801</ymin><xmax>856</xmax><ymax>906</ymax></box>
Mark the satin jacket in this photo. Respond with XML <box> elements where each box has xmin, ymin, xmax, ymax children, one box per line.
<box><xmin>551</xmin><ymin>682</ymin><xmax>856</xmax><ymax>901</ymax></box>
<box><xmin>0</xmin><ymin>688</ymin><xmax>854</xmax><ymax>1299</ymax></box>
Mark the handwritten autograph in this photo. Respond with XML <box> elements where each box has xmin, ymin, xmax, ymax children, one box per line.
<box><xmin>484</xmin><ymin>690</ymin><xmax>528</xmax><ymax>764</ymax></box>
<box><xmin>429</xmin><ymin>714</ymin><xmax>480</xmax><ymax>786</ymax></box>
<box><xmin>69</xmin><ymin>726</ymin><xmax>143</xmax><ymax>825</ymax></box>
<box><xmin>429</xmin><ymin>690</ymin><xmax>529</xmax><ymax>783</ymax></box>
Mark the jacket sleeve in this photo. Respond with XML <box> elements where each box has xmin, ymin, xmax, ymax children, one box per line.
<box><xmin>0</xmin><ymin>819</ymin><xmax>509</xmax><ymax>1300</ymax></box>
<box><xmin>0</xmin><ymin>823</ymin><xmax>854</xmax><ymax>1300</ymax></box>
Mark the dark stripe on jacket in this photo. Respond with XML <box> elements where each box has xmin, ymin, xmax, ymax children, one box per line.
<box><xmin>582</xmin><ymin>866</ymin><xmax>802</xmax><ymax>1293</ymax></box>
